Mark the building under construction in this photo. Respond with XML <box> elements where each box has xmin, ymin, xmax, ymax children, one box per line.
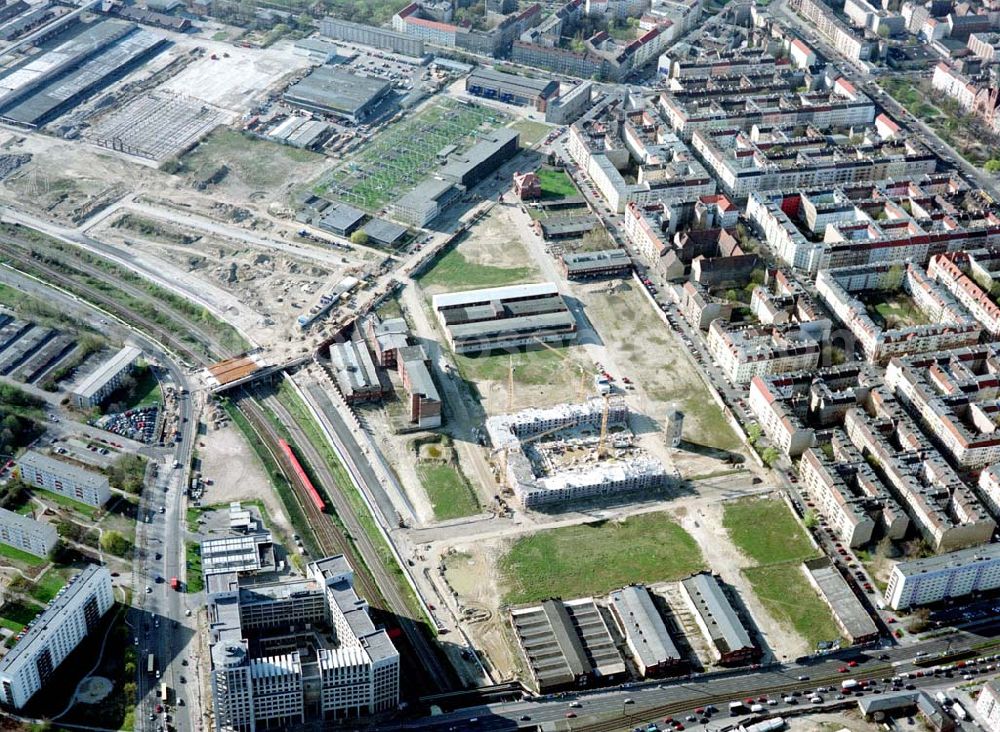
<box><xmin>485</xmin><ymin>398</ymin><xmax>670</xmax><ymax>508</ymax></box>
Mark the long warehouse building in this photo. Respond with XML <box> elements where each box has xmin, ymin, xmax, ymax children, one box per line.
<box><xmin>608</xmin><ymin>585</ymin><xmax>685</xmax><ymax>677</ymax></box>
<box><xmin>680</xmin><ymin>572</ymin><xmax>760</xmax><ymax>666</ymax></box>
<box><xmin>70</xmin><ymin>344</ymin><xmax>142</xmax><ymax>409</ymax></box>
<box><xmin>431</xmin><ymin>282</ymin><xmax>576</xmax><ymax>354</ymax></box>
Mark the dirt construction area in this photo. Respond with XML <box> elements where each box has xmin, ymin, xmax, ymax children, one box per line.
<box><xmin>196</xmin><ymin>417</ymin><xmax>294</xmax><ymax>542</ymax></box>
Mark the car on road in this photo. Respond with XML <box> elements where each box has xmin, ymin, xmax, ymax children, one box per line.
<box><xmin>566</xmin><ymin>712</ymin><xmax>577</xmax><ymax>719</ymax></box>
<box><xmin>145</xmin><ymin>586</ymin><xmax>152</xmax><ymax>594</ymax></box>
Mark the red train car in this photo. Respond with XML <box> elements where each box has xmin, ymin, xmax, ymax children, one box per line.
<box><xmin>278</xmin><ymin>438</ymin><xmax>325</xmax><ymax>512</ymax></box>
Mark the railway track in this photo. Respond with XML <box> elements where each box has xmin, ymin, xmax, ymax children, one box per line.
<box><xmin>256</xmin><ymin>389</ymin><xmax>454</xmax><ymax>695</ymax></box>
<box><xmin>0</xmin><ymin>231</ymin><xmax>455</xmax><ymax>694</ymax></box>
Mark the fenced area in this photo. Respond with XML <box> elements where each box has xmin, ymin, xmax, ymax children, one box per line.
<box><xmin>316</xmin><ymin>99</ymin><xmax>507</xmax><ymax>211</ymax></box>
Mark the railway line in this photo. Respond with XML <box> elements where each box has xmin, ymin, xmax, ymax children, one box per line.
<box><xmin>0</xmin><ymin>230</ymin><xmax>455</xmax><ymax>694</ymax></box>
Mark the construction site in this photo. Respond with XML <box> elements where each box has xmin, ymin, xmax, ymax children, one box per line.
<box><xmin>485</xmin><ymin>397</ymin><xmax>671</xmax><ymax>509</ymax></box>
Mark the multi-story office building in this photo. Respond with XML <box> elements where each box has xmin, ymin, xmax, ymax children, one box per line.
<box><xmin>0</xmin><ymin>508</ymin><xmax>57</xmax><ymax>558</ymax></box>
<box><xmin>15</xmin><ymin>451</ymin><xmax>111</xmax><ymax>508</ymax></box>
<box><xmin>0</xmin><ymin>565</ymin><xmax>114</xmax><ymax>709</ymax></box>
<box><xmin>207</xmin><ymin>555</ymin><xmax>399</xmax><ymax>731</ymax></box>
<box><xmin>884</xmin><ymin>543</ymin><xmax>1000</xmax><ymax>610</ymax></box>
<box><xmin>70</xmin><ymin>344</ymin><xmax>142</xmax><ymax>409</ymax></box>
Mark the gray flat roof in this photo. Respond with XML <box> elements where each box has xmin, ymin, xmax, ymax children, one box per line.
<box><xmin>609</xmin><ymin>585</ymin><xmax>682</xmax><ymax>669</ymax></box>
<box><xmin>284</xmin><ymin>66</ymin><xmax>389</xmax><ymax>115</ymax></box>
<box><xmin>433</xmin><ymin>282</ymin><xmax>559</xmax><ymax>310</ymax></box>
<box><xmin>17</xmin><ymin>450</ymin><xmax>109</xmax><ymax>490</ymax></box>
<box><xmin>439</xmin><ymin>127</ymin><xmax>519</xmax><ymax>183</ymax></box>
<box><xmin>362</xmin><ymin>217</ymin><xmax>408</xmax><ymax>244</ymax></box>
<box><xmin>399</xmin><ymin>348</ymin><xmax>439</xmax><ymax>402</ymax></box>
<box><xmin>317</xmin><ymin>201</ymin><xmax>365</xmax><ymax>232</ymax></box>
<box><xmin>468</xmin><ymin>66</ymin><xmax>559</xmax><ymax>97</ymax></box>
<box><xmin>803</xmin><ymin>558</ymin><xmax>878</xmax><ymax>642</ymax></box>
<box><xmin>448</xmin><ymin>310</ymin><xmax>576</xmax><ymax>340</ymax></box>
<box><xmin>681</xmin><ymin>573</ymin><xmax>755</xmax><ymax>655</ymax></box>
<box><xmin>72</xmin><ymin>345</ymin><xmax>141</xmax><ymax>401</ymax></box>
<box><xmin>0</xmin><ymin>565</ymin><xmax>108</xmax><ymax>673</ymax></box>
<box><xmin>539</xmin><ymin>216</ymin><xmax>597</xmax><ymax>237</ymax></box>
<box><xmin>563</xmin><ymin>249</ymin><xmax>631</xmax><ymax>270</ymax></box>
<box><xmin>393</xmin><ymin>176</ymin><xmax>455</xmax><ymax>210</ymax></box>
<box><xmin>892</xmin><ymin>543</ymin><xmax>1000</xmax><ymax>577</ymax></box>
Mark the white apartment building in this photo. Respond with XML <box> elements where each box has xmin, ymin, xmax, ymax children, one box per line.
<box><xmin>16</xmin><ymin>451</ymin><xmax>111</xmax><ymax>508</ymax></box>
<box><xmin>977</xmin><ymin>679</ymin><xmax>1000</xmax><ymax>732</ymax></box>
<box><xmin>884</xmin><ymin>543</ymin><xmax>1000</xmax><ymax>610</ymax></box>
<box><xmin>931</xmin><ymin>62</ymin><xmax>977</xmax><ymax>112</ymax></box>
<box><xmin>0</xmin><ymin>565</ymin><xmax>114</xmax><ymax>709</ymax></box>
<box><xmin>0</xmin><ymin>508</ymin><xmax>57</xmax><ymax>558</ymax></box>
<box><xmin>70</xmin><ymin>345</ymin><xmax>142</xmax><ymax>409</ymax></box>
<box><xmin>707</xmin><ymin>321</ymin><xmax>820</xmax><ymax>384</ymax></box>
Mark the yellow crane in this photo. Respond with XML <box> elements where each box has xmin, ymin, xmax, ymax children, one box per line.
<box><xmin>532</xmin><ymin>337</ymin><xmax>590</xmax><ymax>400</ymax></box>
<box><xmin>496</xmin><ymin>422</ymin><xmax>568</xmax><ymax>493</ymax></box>
<box><xmin>597</xmin><ymin>393</ymin><xmax>610</xmax><ymax>459</ymax></box>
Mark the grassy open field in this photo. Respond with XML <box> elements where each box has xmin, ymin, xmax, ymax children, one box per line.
<box><xmin>184</xmin><ymin>128</ymin><xmax>323</xmax><ymax>190</ymax></box>
<box><xmin>743</xmin><ymin>564</ymin><xmax>842</xmax><ymax>649</ymax></box>
<box><xmin>499</xmin><ymin>513</ymin><xmax>705</xmax><ymax>605</ymax></box>
<box><xmin>186</xmin><ymin>542</ymin><xmax>204</xmax><ymax>593</ymax></box>
<box><xmin>31</xmin><ymin>489</ymin><xmax>99</xmax><ymax>519</ymax></box>
<box><xmin>28</xmin><ymin>571</ymin><xmax>67</xmax><ymax>604</ymax></box>
<box><xmin>0</xmin><ymin>599</ymin><xmax>43</xmax><ymax>634</ymax></box>
<box><xmin>319</xmin><ymin>99</ymin><xmax>506</xmax><ymax>211</ymax></box>
<box><xmin>0</xmin><ymin>542</ymin><xmax>45</xmax><ymax>565</ymax></box>
<box><xmin>417</xmin><ymin>246</ymin><xmax>538</xmax><ymax>292</ymax></box>
<box><xmin>510</xmin><ymin>119</ymin><xmax>552</xmax><ymax>147</ymax></box>
<box><xmin>417</xmin><ymin>463</ymin><xmax>480</xmax><ymax>521</ymax></box>
<box><xmin>722</xmin><ymin>497</ymin><xmax>817</xmax><ymax>565</ymax></box>
<box><xmin>538</xmin><ymin>168</ymin><xmax>578</xmax><ymax>199</ymax></box>
<box><xmin>862</xmin><ymin>293</ymin><xmax>929</xmax><ymax>329</ymax></box>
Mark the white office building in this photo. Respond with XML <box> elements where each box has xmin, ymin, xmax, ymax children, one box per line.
<box><xmin>0</xmin><ymin>508</ymin><xmax>57</xmax><ymax>558</ymax></box>
<box><xmin>0</xmin><ymin>565</ymin><xmax>114</xmax><ymax>709</ymax></box>
<box><xmin>70</xmin><ymin>345</ymin><xmax>142</xmax><ymax>409</ymax></box>
<box><xmin>884</xmin><ymin>544</ymin><xmax>1000</xmax><ymax>610</ymax></box>
<box><xmin>15</xmin><ymin>451</ymin><xmax>111</xmax><ymax>508</ymax></box>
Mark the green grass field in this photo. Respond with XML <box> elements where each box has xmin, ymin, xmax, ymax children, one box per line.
<box><xmin>184</xmin><ymin>128</ymin><xmax>322</xmax><ymax>190</ymax></box>
<box><xmin>319</xmin><ymin>100</ymin><xmax>506</xmax><ymax>211</ymax></box>
<box><xmin>722</xmin><ymin>497</ymin><xmax>817</xmax><ymax>566</ymax></box>
<box><xmin>417</xmin><ymin>246</ymin><xmax>538</xmax><ymax>292</ymax></box>
<box><xmin>0</xmin><ymin>542</ymin><xmax>46</xmax><ymax>565</ymax></box>
<box><xmin>0</xmin><ymin>599</ymin><xmax>43</xmax><ymax>634</ymax></box>
<box><xmin>455</xmin><ymin>344</ymin><xmax>586</xmax><ymax>387</ymax></box>
<box><xmin>538</xmin><ymin>168</ymin><xmax>578</xmax><ymax>199</ymax></box>
<box><xmin>31</xmin><ymin>489</ymin><xmax>98</xmax><ymax>520</ymax></box>
<box><xmin>185</xmin><ymin>542</ymin><xmax>203</xmax><ymax>593</ymax></box>
<box><xmin>863</xmin><ymin>295</ymin><xmax>929</xmax><ymax>329</ymax></box>
<box><xmin>417</xmin><ymin>463</ymin><xmax>480</xmax><ymax>521</ymax></box>
<box><xmin>500</xmin><ymin>514</ymin><xmax>705</xmax><ymax>605</ymax></box>
<box><xmin>28</xmin><ymin>571</ymin><xmax>66</xmax><ymax>604</ymax></box>
<box><xmin>743</xmin><ymin>564</ymin><xmax>842</xmax><ymax>649</ymax></box>
<box><xmin>510</xmin><ymin>119</ymin><xmax>552</xmax><ymax>147</ymax></box>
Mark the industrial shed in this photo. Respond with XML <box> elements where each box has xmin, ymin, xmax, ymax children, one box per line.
<box><xmin>283</xmin><ymin>66</ymin><xmax>391</xmax><ymax>122</ymax></box>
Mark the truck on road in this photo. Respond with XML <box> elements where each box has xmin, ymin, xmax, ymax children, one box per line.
<box><xmin>841</xmin><ymin>679</ymin><xmax>859</xmax><ymax>691</ymax></box>
<box><xmin>170</xmin><ymin>577</ymin><xmax>180</xmax><ymax>591</ymax></box>
<box><xmin>952</xmin><ymin>702</ymin><xmax>967</xmax><ymax>721</ymax></box>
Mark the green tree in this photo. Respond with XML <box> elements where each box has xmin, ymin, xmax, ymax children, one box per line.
<box><xmin>350</xmin><ymin>230</ymin><xmax>369</xmax><ymax>246</ymax></box>
<box><xmin>804</xmin><ymin>510</ymin><xmax>818</xmax><ymax>529</ymax></box>
<box><xmin>985</xmin><ymin>159</ymin><xmax>1000</xmax><ymax>174</ymax></box>
<box><xmin>760</xmin><ymin>446</ymin><xmax>780</xmax><ymax>467</ymax></box>
<box><xmin>746</xmin><ymin>423</ymin><xmax>762</xmax><ymax>446</ymax></box>
<box><xmin>100</xmin><ymin>530</ymin><xmax>132</xmax><ymax>558</ymax></box>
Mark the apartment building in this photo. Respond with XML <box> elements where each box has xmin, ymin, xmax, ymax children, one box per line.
<box><xmin>693</xmin><ymin>127</ymin><xmax>936</xmax><ymax>199</ymax></box>
<box><xmin>748</xmin><ymin>365</ymin><xmax>872</xmax><ymax>458</ymax></box>
<box><xmin>0</xmin><ymin>508</ymin><xmax>57</xmax><ymax>558</ymax></box>
<box><xmin>884</xmin><ymin>543</ymin><xmax>1000</xmax><ymax>610</ymax></box>
<box><xmin>15</xmin><ymin>451</ymin><xmax>111</xmax><ymax>508</ymax></box>
<box><xmin>707</xmin><ymin>321</ymin><xmax>820</xmax><ymax>384</ymax></box>
<box><xmin>659</xmin><ymin>77</ymin><xmax>875</xmax><ymax>139</ymax></box>
<box><xmin>70</xmin><ymin>344</ymin><xmax>142</xmax><ymax>409</ymax></box>
<box><xmin>793</xmin><ymin>0</ymin><xmax>876</xmax><ymax>64</ymax></box>
<box><xmin>567</xmin><ymin>98</ymin><xmax>715</xmax><ymax>213</ymax></box>
<box><xmin>927</xmin><ymin>251</ymin><xmax>1000</xmax><ymax>336</ymax></box>
<box><xmin>798</xmin><ymin>437</ymin><xmax>909</xmax><ymax>547</ymax></box>
<box><xmin>0</xmin><ymin>565</ymin><xmax>114</xmax><ymax>710</ymax></box>
<box><xmin>843</xmin><ymin>391</ymin><xmax>995</xmax><ymax>553</ymax></box>
<box><xmin>746</xmin><ymin>176</ymin><xmax>1000</xmax><ymax>273</ymax></box>
<box><xmin>885</xmin><ymin>344</ymin><xmax>1000</xmax><ymax>469</ymax></box>
<box><xmin>977</xmin><ymin>680</ymin><xmax>1000</xmax><ymax>732</ymax></box>
<box><xmin>207</xmin><ymin>555</ymin><xmax>399</xmax><ymax>731</ymax></box>
<box><xmin>679</xmin><ymin>280</ymin><xmax>734</xmax><ymax>331</ymax></box>
<box><xmin>816</xmin><ymin>263</ymin><xmax>981</xmax><ymax>364</ymax></box>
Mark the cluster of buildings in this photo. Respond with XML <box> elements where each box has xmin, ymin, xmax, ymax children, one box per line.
<box><xmin>323</xmin><ymin>315</ymin><xmax>442</xmax><ymax>430</ymax></box>
<box><xmin>509</xmin><ymin>573</ymin><xmax>760</xmax><ymax>693</ymax></box>
<box><xmin>203</xmin><ymin>508</ymin><xmax>399</xmax><ymax>730</ymax></box>
<box><xmin>484</xmin><ymin>397</ymin><xmax>670</xmax><ymax>507</ymax></box>
<box><xmin>0</xmin><ymin>566</ymin><xmax>114</xmax><ymax>710</ymax></box>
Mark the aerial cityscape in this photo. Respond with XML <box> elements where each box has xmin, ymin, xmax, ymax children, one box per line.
<box><xmin>2</xmin><ymin>0</ymin><xmax>1000</xmax><ymax>729</ymax></box>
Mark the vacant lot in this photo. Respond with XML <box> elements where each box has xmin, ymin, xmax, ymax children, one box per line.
<box><xmin>723</xmin><ymin>496</ymin><xmax>841</xmax><ymax>648</ymax></box>
<box><xmin>579</xmin><ymin>282</ymin><xmax>740</xmax><ymax>452</ymax></box>
<box><xmin>538</xmin><ymin>168</ymin><xmax>577</xmax><ymax>199</ymax></box>
<box><xmin>722</xmin><ymin>497</ymin><xmax>816</xmax><ymax>565</ymax></box>
<box><xmin>418</xmin><ymin>247</ymin><xmax>538</xmax><ymax>293</ymax></box>
<box><xmin>743</xmin><ymin>564</ymin><xmax>842</xmax><ymax>650</ymax></box>
<box><xmin>418</xmin><ymin>463</ymin><xmax>480</xmax><ymax>521</ymax></box>
<box><xmin>510</xmin><ymin>119</ymin><xmax>552</xmax><ymax>147</ymax></box>
<box><xmin>499</xmin><ymin>513</ymin><xmax>705</xmax><ymax>604</ymax></box>
<box><xmin>182</xmin><ymin>127</ymin><xmax>325</xmax><ymax>195</ymax></box>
